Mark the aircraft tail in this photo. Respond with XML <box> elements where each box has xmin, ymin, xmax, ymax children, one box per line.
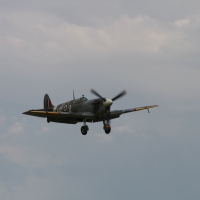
<box><xmin>44</xmin><ymin>94</ymin><xmax>54</xmax><ymax>110</ymax></box>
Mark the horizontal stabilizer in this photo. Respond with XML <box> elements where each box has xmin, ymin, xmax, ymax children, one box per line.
<box><xmin>22</xmin><ymin>110</ymin><xmax>95</xmax><ymax>119</ymax></box>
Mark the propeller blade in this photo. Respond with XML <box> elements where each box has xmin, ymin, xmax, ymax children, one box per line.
<box><xmin>106</xmin><ymin>107</ymin><xmax>111</xmax><ymax>124</ymax></box>
<box><xmin>112</xmin><ymin>90</ymin><xmax>127</xmax><ymax>101</ymax></box>
<box><xmin>90</xmin><ymin>89</ymin><xmax>106</xmax><ymax>101</ymax></box>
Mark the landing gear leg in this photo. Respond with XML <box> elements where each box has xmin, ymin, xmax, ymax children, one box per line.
<box><xmin>81</xmin><ymin>119</ymin><xmax>89</xmax><ymax>135</ymax></box>
<box><xmin>103</xmin><ymin>119</ymin><xmax>111</xmax><ymax>134</ymax></box>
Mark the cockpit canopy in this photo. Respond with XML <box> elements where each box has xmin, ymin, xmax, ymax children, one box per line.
<box><xmin>80</xmin><ymin>97</ymin><xmax>88</xmax><ymax>102</ymax></box>
<box><xmin>75</xmin><ymin>97</ymin><xmax>88</xmax><ymax>103</ymax></box>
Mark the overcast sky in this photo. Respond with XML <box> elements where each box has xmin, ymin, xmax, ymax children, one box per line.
<box><xmin>0</xmin><ymin>0</ymin><xmax>200</xmax><ymax>199</ymax></box>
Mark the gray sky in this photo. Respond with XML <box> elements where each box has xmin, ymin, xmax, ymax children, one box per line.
<box><xmin>0</xmin><ymin>0</ymin><xmax>200</xmax><ymax>199</ymax></box>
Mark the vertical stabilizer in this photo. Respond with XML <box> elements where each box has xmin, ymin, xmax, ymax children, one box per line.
<box><xmin>44</xmin><ymin>94</ymin><xmax>54</xmax><ymax>110</ymax></box>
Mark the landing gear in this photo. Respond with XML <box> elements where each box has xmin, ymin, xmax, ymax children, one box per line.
<box><xmin>81</xmin><ymin>119</ymin><xmax>89</xmax><ymax>135</ymax></box>
<box><xmin>81</xmin><ymin>126</ymin><xmax>88</xmax><ymax>135</ymax></box>
<box><xmin>103</xmin><ymin>120</ymin><xmax>111</xmax><ymax>134</ymax></box>
<box><xmin>47</xmin><ymin>118</ymin><xmax>50</xmax><ymax>123</ymax></box>
<box><xmin>104</xmin><ymin>124</ymin><xmax>111</xmax><ymax>134</ymax></box>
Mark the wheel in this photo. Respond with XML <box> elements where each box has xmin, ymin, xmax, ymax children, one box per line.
<box><xmin>47</xmin><ymin>118</ymin><xmax>50</xmax><ymax>123</ymax></box>
<box><xmin>105</xmin><ymin>128</ymin><xmax>111</xmax><ymax>134</ymax></box>
<box><xmin>104</xmin><ymin>124</ymin><xmax>111</xmax><ymax>134</ymax></box>
<box><xmin>81</xmin><ymin>126</ymin><xmax>88</xmax><ymax>135</ymax></box>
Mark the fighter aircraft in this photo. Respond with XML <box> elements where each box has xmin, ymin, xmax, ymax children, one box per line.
<box><xmin>23</xmin><ymin>89</ymin><xmax>158</xmax><ymax>135</ymax></box>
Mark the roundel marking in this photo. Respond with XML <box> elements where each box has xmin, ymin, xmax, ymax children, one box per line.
<box><xmin>63</xmin><ymin>105</ymin><xmax>67</xmax><ymax>112</ymax></box>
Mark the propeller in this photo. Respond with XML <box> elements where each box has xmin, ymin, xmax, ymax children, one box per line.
<box><xmin>90</xmin><ymin>89</ymin><xmax>106</xmax><ymax>101</ymax></box>
<box><xmin>90</xmin><ymin>89</ymin><xmax>126</xmax><ymax>102</ymax></box>
<box><xmin>105</xmin><ymin>107</ymin><xmax>111</xmax><ymax>125</ymax></box>
<box><xmin>90</xmin><ymin>89</ymin><xmax>127</xmax><ymax>124</ymax></box>
<box><xmin>112</xmin><ymin>90</ymin><xmax>127</xmax><ymax>101</ymax></box>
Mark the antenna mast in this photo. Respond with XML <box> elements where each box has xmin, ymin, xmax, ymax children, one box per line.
<box><xmin>73</xmin><ymin>90</ymin><xmax>75</xmax><ymax>101</ymax></box>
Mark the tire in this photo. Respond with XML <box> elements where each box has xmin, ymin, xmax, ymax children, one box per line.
<box><xmin>81</xmin><ymin>126</ymin><xmax>87</xmax><ymax>135</ymax></box>
<box><xmin>104</xmin><ymin>125</ymin><xmax>111</xmax><ymax>134</ymax></box>
<box><xmin>105</xmin><ymin>128</ymin><xmax>111</xmax><ymax>134</ymax></box>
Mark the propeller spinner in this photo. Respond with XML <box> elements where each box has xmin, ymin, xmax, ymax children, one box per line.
<box><xmin>90</xmin><ymin>89</ymin><xmax>127</xmax><ymax>124</ymax></box>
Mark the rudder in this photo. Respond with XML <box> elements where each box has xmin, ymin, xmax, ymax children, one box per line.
<box><xmin>44</xmin><ymin>94</ymin><xmax>54</xmax><ymax>110</ymax></box>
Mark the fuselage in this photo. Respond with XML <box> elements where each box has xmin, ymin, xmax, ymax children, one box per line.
<box><xmin>52</xmin><ymin>96</ymin><xmax>105</xmax><ymax>116</ymax></box>
<box><xmin>43</xmin><ymin>95</ymin><xmax>115</xmax><ymax>124</ymax></box>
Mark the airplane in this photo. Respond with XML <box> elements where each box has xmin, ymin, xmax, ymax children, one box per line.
<box><xmin>23</xmin><ymin>89</ymin><xmax>158</xmax><ymax>135</ymax></box>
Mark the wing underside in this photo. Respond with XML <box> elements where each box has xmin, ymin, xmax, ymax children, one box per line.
<box><xmin>23</xmin><ymin>110</ymin><xmax>95</xmax><ymax>119</ymax></box>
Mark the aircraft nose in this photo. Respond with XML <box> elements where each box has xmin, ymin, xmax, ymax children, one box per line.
<box><xmin>103</xmin><ymin>98</ymin><xmax>113</xmax><ymax>107</ymax></box>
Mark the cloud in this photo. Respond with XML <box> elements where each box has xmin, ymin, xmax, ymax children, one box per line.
<box><xmin>35</xmin><ymin>126</ymin><xmax>50</xmax><ymax>134</ymax></box>
<box><xmin>174</xmin><ymin>19</ymin><xmax>190</xmax><ymax>27</ymax></box>
<box><xmin>0</xmin><ymin>117</ymin><xmax>6</xmax><ymax>124</ymax></box>
<box><xmin>1</xmin><ymin>12</ymin><xmax>198</xmax><ymax>63</ymax></box>
<box><xmin>7</xmin><ymin>122</ymin><xmax>24</xmax><ymax>135</ymax></box>
<box><xmin>113</xmin><ymin>124</ymin><xmax>132</xmax><ymax>133</ymax></box>
<box><xmin>1</xmin><ymin>12</ymin><xmax>200</xmax><ymax>108</ymax></box>
<box><xmin>0</xmin><ymin>2</ymin><xmax>200</xmax><ymax>200</ymax></box>
<box><xmin>0</xmin><ymin>120</ymin><xmax>28</xmax><ymax>139</ymax></box>
<box><xmin>0</xmin><ymin>182</ymin><xmax>7</xmax><ymax>196</ymax></box>
<box><xmin>0</xmin><ymin>145</ymin><xmax>51</xmax><ymax>168</ymax></box>
<box><xmin>95</xmin><ymin>133</ymin><xmax>114</xmax><ymax>142</ymax></box>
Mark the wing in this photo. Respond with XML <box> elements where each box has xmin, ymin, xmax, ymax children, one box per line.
<box><xmin>23</xmin><ymin>110</ymin><xmax>95</xmax><ymax>119</ymax></box>
<box><xmin>110</xmin><ymin>105</ymin><xmax>158</xmax><ymax>118</ymax></box>
<box><xmin>23</xmin><ymin>105</ymin><xmax>158</xmax><ymax>121</ymax></box>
